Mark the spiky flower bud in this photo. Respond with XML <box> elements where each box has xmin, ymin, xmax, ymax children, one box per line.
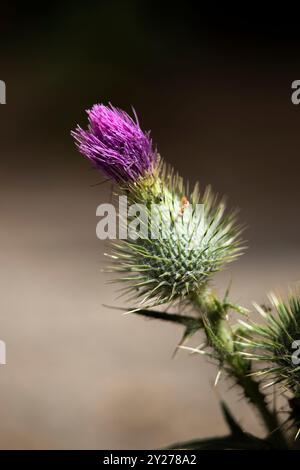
<box><xmin>240</xmin><ymin>293</ymin><xmax>300</xmax><ymax>395</ymax></box>
<box><xmin>73</xmin><ymin>103</ymin><xmax>242</xmax><ymax>309</ymax></box>
<box><xmin>72</xmin><ymin>104</ymin><xmax>157</xmax><ymax>183</ymax></box>
<box><xmin>109</xmin><ymin>173</ymin><xmax>242</xmax><ymax>308</ymax></box>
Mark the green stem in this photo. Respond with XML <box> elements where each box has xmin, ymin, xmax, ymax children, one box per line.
<box><xmin>193</xmin><ymin>290</ymin><xmax>288</xmax><ymax>449</ymax></box>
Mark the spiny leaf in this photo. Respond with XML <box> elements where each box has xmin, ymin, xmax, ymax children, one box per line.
<box><xmin>166</xmin><ymin>434</ymin><xmax>271</xmax><ymax>450</ymax></box>
<box><xmin>132</xmin><ymin>309</ymin><xmax>203</xmax><ymax>333</ymax></box>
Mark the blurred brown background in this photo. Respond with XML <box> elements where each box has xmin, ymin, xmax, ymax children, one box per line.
<box><xmin>0</xmin><ymin>1</ymin><xmax>300</xmax><ymax>449</ymax></box>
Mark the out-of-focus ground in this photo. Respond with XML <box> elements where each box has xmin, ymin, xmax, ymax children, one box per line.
<box><xmin>0</xmin><ymin>152</ymin><xmax>299</xmax><ymax>449</ymax></box>
<box><xmin>1</xmin><ymin>1</ymin><xmax>300</xmax><ymax>449</ymax></box>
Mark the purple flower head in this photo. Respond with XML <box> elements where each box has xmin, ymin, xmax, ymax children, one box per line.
<box><xmin>72</xmin><ymin>104</ymin><xmax>157</xmax><ymax>182</ymax></box>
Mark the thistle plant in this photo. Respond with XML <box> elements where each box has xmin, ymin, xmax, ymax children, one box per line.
<box><xmin>238</xmin><ymin>294</ymin><xmax>300</xmax><ymax>439</ymax></box>
<box><xmin>72</xmin><ymin>103</ymin><xmax>300</xmax><ymax>449</ymax></box>
<box><xmin>239</xmin><ymin>294</ymin><xmax>300</xmax><ymax>393</ymax></box>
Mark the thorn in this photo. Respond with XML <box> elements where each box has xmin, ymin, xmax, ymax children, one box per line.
<box><xmin>253</xmin><ymin>302</ymin><xmax>267</xmax><ymax>318</ymax></box>
<box><xmin>262</xmin><ymin>381</ymin><xmax>276</xmax><ymax>389</ymax></box>
<box><xmin>214</xmin><ymin>369</ymin><xmax>222</xmax><ymax>387</ymax></box>
<box><xmin>179</xmin><ymin>344</ymin><xmax>206</xmax><ymax>355</ymax></box>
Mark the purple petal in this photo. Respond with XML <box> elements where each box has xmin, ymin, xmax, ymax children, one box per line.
<box><xmin>72</xmin><ymin>104</ymin><xmax>157</xmax><ymax>182</ymax></box>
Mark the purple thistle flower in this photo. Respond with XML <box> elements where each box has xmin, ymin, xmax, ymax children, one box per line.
<box><xmin>72</xmin><ymin>104</ymin><xmax>157</xmax><ymax>182</ymax></box>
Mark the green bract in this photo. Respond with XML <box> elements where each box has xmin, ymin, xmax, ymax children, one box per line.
<box><xmin>239</xmin><ymin>294</ymin><xmax>300</xmax><ymax>395</ymax></box>
<box><xmin>107</xmin><ymin>164</ymin><xmax>243</xmax><ymax>308</ymax></box>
